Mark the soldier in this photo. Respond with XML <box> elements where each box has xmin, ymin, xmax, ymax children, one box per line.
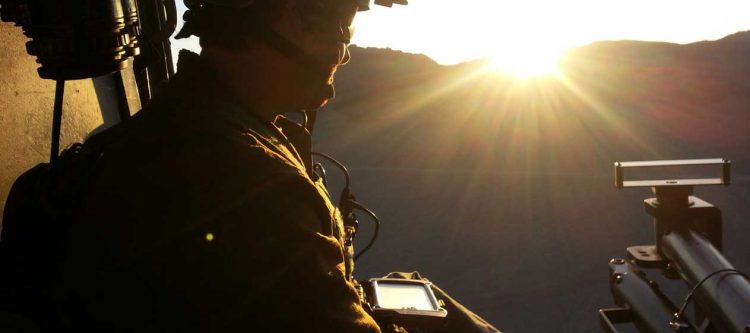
<box><xmin>24</xmin><ymin>0</ymin><xmax>501</xmax><ymax>331</ymax></box>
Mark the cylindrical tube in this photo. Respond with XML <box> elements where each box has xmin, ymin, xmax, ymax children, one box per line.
<box><xmin>662</xmin><ymin>228</ymin><xmax>750</xmax><ymax>333</ymax></box>
<box><xmin>609</xmin><ymin>260</ymin><xmax>678</xmax><ymax>333</ymax></box>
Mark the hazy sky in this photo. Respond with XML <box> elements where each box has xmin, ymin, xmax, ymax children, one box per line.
<box><xmin>172</xmin><ymin>0</ymin><xmax>750</xmax><ymax>65</ymax></box>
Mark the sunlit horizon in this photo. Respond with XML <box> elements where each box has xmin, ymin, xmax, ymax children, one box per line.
<box><xmin>172</xmin><ymin>0</ymin><xmax>750</xmax><ymax>75</ymax></box>
<box><xmin>351</xmin><ymin>0</ymin><xmax>750</xmax><ymax>66</ymax></box>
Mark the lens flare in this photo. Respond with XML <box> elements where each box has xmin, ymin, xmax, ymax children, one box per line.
<box><xmin>485</xmin><ymin>47</ymin><xmax>565</xmax><ymax>79</ymax></box>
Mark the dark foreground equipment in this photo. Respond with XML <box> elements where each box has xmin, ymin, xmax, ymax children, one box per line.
<box><xmin>600</xmin><ymin>158</ymin><xmax>750</xmax><ymax>333</ymax></box>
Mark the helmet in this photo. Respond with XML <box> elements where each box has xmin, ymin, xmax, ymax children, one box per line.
<box><xmin>175</xmin><ymin>0</ymin><xmax>407</xmax><ymax>40</ymax></box>
<box><xmin>174</xmin><ymin>0</ymin><xmax>407</xmax><ymax>122</ymax></box>
<box><xmin>175</xmin><ymin>0</ymin><xmax>406</xmax><ymax>69</ymax></box>
<box><xmin>193</xmin><ymin>0</ymin><xmax>407</xmax><ymax>10</ymax></box>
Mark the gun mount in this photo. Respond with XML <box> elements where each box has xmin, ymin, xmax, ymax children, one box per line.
<box><xmin>600</xmin><ymin>159</ymin><xmax>750</xmax><ymax>333</ymax></box>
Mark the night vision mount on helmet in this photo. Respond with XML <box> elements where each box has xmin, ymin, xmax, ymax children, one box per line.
<box><xmin>175</xmin><ymin>0</ymin><xmax>408</xmax><ymax>44</ymax></box>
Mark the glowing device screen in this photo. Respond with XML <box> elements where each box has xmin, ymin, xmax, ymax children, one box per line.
<box><xmin>376</xmin><ymin>283</ymin><xmax>436</xmax><ymax>311</ymax></box>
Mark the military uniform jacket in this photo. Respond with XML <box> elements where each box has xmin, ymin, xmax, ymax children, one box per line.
<box><xmin>55</xmin><ymin>51</ymin><xmax>380</xmax><ymax>332</ymax></box>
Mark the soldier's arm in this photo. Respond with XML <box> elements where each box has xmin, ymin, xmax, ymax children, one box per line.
<box><xmin>205</xmin><ymin>173</ymin><xmax>381</xmax><ymax>332</ymax></box>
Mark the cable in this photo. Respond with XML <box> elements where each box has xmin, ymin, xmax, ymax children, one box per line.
<box><xmin>671</xmin><ymin>268</ymin><xmax>749</xmax><ymax>328</ymax></box>
<box><xmin>351</xmin><ymin>199</ymin><xmax>379</xmax><ymax>262</ymax></box>
<box><xmin>313</xmin><ymin>163</ymin><xmax>328</xmax><ymax>187</ymax></box>
<box><xmin>51</xmin><ymin>80</ymin><xmax>65</xmax><ymax>164</ymax></box>
<box><xmin>311</xmin><ymin>151</ymin><xmax>380</xmax><ymax>261</ymax></box>
<box><xmin>311</xmin><ymin>152</ymin><xmax>350</xmax><ymax>188</ymax></box>
<box><xmin>301</xmin><ymin>110</ymin><xmax>308</xmax><ymax>129</ymax></box>
<box><xmin>50</xmin><ymin>79</ymin><xmax>65</xmax><ymax>187</ymax></box>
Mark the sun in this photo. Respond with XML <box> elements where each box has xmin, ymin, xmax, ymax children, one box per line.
<box><xmin>484</xmin><ymin>46</ymin><xmax>565</xmax><ymax>79</ymax></box>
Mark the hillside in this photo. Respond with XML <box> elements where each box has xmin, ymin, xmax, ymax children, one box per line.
<box><xmin>314</xmin><ymin>32</ymin><xmax>750</xmax><ymax>332</ymax></box>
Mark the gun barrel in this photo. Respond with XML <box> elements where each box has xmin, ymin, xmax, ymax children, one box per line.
<box><xmin>662</xmin><ymin>228</ymin><xmax>750</xmax><ymax>333</ymax></box>
<box><xmin>604</xmin><ymin>259</ymin><xmax>677</xmax><ymax>333</ymax></box>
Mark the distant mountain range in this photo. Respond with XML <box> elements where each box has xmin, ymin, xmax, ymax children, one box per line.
<box><xmin>323</xmin><ymin>31</ymin><xmax>750</xmax><ymax>169</ymax></box>
<box><xmin>315</xmin><ymin>31</ymin><xmax>750</xmax><ymax>332</ymax></box>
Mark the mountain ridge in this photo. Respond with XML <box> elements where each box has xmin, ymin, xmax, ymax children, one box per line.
<box><xmin>347</xmin><ymin>30</ymin><xmax>750</xmax><ymax>70</ymax></box>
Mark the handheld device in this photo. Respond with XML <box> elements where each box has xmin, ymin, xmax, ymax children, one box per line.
<box><xmin>363</xmin><ymin>278</ymin><xmax>448</xmax><ymax>329</ymax></box>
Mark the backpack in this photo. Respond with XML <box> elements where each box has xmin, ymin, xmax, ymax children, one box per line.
<box><xmin>0</xmin><ymin>122</ymin><xmax>128</xmax><ymax>329</ymax></box>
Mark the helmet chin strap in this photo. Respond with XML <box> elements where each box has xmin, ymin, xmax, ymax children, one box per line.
<box><xmin>251</xmin><ymin>14</ymin><xmax>349</xmax><ymax>135</ymax></box>
<box><xmin>257</xmin><ymin>26</ymin><xmax>334</xmax><ymax>136</ymax></box>
<box><xmin>251</xmin><ymin>3</ymin><xmax>351</xmax><ymax>76</ymax></box>
<box><xmin>258</xmin><ymin>27</ymin><xmax>337</xmax><ymax>132</ymax></box>
<box><xmin>254</xmin><ymin>25</ymin><xmax>324</xmax><ymax>70</ymax></box>
<box><xmin>305</xmin><ymin>107</ymin><xmax>320</xmax><ymax>136</ymax></box>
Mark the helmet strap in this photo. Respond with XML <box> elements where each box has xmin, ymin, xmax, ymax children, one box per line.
<box><xmin>250</xmin><ymin>24</ymin><xmax>325</xmax><ymax>70</ymax></box>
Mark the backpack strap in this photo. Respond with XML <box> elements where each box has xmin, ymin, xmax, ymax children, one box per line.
<box><xmin>0</xmin><ymin>115</ymin><xmax>139</xmax><ymax>329</ymax></box>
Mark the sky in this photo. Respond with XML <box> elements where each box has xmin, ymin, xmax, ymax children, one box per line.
<box><xmin>172</xmin><ymin>0</ymin><xmax>750</xmax><ymax>66</ymax></box>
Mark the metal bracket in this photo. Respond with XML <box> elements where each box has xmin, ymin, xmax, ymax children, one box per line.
<box><xmin>626</xmin><ymin>245</ymin><xmax>665</xmax><ymax>268</ymax></box>
<box><xmin>645</xmin><ymin>196</ymin><xmax>723</xmax><ymax>251</ymax></box>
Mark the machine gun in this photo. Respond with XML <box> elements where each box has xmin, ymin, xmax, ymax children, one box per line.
<box><xmin>599</xmin><ymin>159</ymin><xmax>750</xmax><ymax>333</ymax></box>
